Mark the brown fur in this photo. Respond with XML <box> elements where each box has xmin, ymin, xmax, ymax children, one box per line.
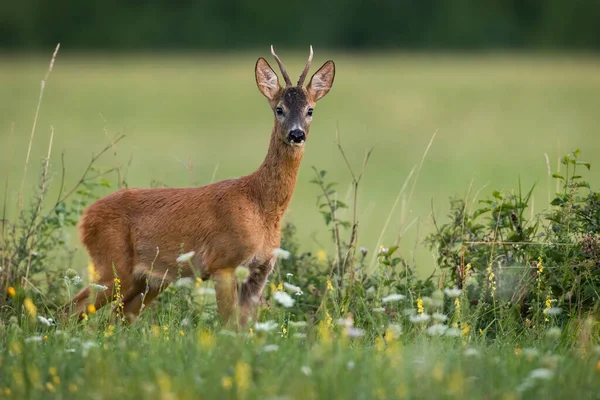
<box><xmin>60</xmin><ymin>48</ymin><xmax>336</xmax><ymax>327</ymax></box>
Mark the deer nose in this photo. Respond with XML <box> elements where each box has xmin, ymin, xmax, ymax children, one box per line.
<box><xmin>288</xmin><ymin>129</ymin><xmax>306</xmax><ymax>144</ymax></box>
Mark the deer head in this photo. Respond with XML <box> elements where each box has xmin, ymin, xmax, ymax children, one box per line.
<box><xmin>255</xmin><ymin>46</ymin><xmax>335</xmax><ymax>148</ymax></box>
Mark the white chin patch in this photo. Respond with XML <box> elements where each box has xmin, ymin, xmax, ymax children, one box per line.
<box><xmin>290</xmin><ymin>140</ymin><xmax>305</xmax><ymax>147</ymax></box>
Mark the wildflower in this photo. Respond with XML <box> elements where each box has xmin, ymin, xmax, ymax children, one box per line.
<box><xmin>444</xmin><ymin>328</ymin><xmax>461</xmax><ymax>337</ymax></box>
<box><xmin>221</xmin><ymin>376</ymin><xmax>233</xmax><ymax>390</ymax></box>
<box><xmin>43</xmin><ymin>335</ymin><xmax>48</xmax><ymax>341</ymax></box>
<box><xmin>272</xmin><ymin>248</ymin><xmax>291</xmax><ymax>260</ymax></box>
<box><xmin>536</xmin><ymin>257</ymin><xmax>544</xmax><ymax>275</ymax></box>
<box><xmin>301</xmin><ymin>366</ymin><xmax>312</xmax><ymax>376</ymax></box>
<box><xmin>382</xmin><ymin>294</ymin><xmax>406</xmax><ymax>303</ymax></box>
<box><xmin>360</xmin><ymin>247</ymin><xmax>368</xmax><ymax>256</ymax></box>
<box><xmin>174</xmin><ymin>277</ymin><xmax>194</xmax><ymax>287</ymax></box>
<box><xmin>235</xmin><ymin>266</ymin><xmax>250</xmax><ymax>283</ymax></box>
<box><xmin>273</xmin><ymin>291</ymin><xmax>295</xmax><ymax>308</ymax></box>
<box><xmin>515</xmin><ymin>347</ymin><xmax>522</xmax><ymax>357</ymax></box>
<box><xmin>46</xmin><ymin>382</ymin><xmax>55</xmax><ymax>392</ymax></box>
<box><xmin>179</xmin><ymin>330</ymin><xmax>184</xmax><ymax>337</ymax></box>
<box><xmin>254</xmin><ymin>320</ymin><xmax>278</xmax><ymax>332</ymax></box>
<box><xmin>325</xmin><ymin>310</ymin><xmax>333</xmax><ymax>327</ymax></box>
<box><xmin>25</xmin><ymin>336</ymin><xmax>43</xmax><ymax>343</ymax></box>
<box><xmin>409</xmin><ymin>313</ymin><xmax>430</xmax><ymax>324</ymax></box>
<box><xmin>379</xmin><ymin>246</ymin><xmax>389</xmax><ymax>254</ymax></box>
<box><xmin>432</xmin><ymin>312</ymin><xmax>448</xmax><ymax>323</ymax></box>
<box><xmin>283</xmin><ymin>282</ymin><xmax>302</xmax><ymax>294</ymax></box>
<box><xmin>37</xmin><ymin>316</ymin><xmax>53</xmax><ymax>327</ymax></box>
<box><xmin>262</xmin><ymin>344</ymin><xmax>279</xmax><ymax>352</ymax></box>
<box><xmin>346</xmin><ymin>327</ymin><xmax>365</xmax><ymax>338</ymax></box>
<box><xmin>529</xmin><ymin>368</ymin><xmax>553</xmax><ymax>380</ymax></box>
<box><xmin>7</xmin><ymin>286</ymin><xmax>16</xmax><ymax>297</ymax></box>
<box><xmin>196</xmin><ymin>287</ymin><xmax>216</xmax><ymax>296</ymax></box>
<box><xmin>347</xmin><ymin>361</ymin><xmax>356</xmax><ymax>370</ymax></box>
<box><xmin>373</xmin><ymin>307</ymin><xmax>385</xmax><ymax>313</ymax></box>
<box><xmin>23</xmin><ymin>298</ymin><xmax>37</xmax><ymax>318</ymax></box>
<box><xmin>326</xmin><ymin>280</ymin><xmax>334</xmax><ymax>291</ymax></box>
<box><xmin>176</xmin><ymin>251</ymin><xmax>195</xmax><ymax>263</ymax></box>
<box><xmin>596</xmin><ymin>361</ymin><xmax>600</xmax><ymax>372</ymax></box>
<box><xmin>444</xmin><ymin>287</ymin><xmax>462</xmax><ymax>298</ymax></box>
<box><xmin>545</xmin><ymin>327</ymin><xmax>561</xmax><ymax>340</ymax></box>
<box><xmin>89</xmin><ymin>283</ymin><xmax>108</xmax><ymax>291</ymax></box>
<box><xmin>316</xmin><ymin>249</ymin><xmax>327</xmax><ymax>261</ymax></box>
<box><xmin>198</xmin><ymin>330</ymin><xmax>215</xmax><ymax>349</ymax></box>
<box><xmin>464</xmin><ymin>348</ymin><xmax>480</xmax><ymax>357</ymax></box>
<box><xmin>543</xmin><ymin>307</ymin><xmax>561</xmax><ymax>316</ymax></box>
<box><xmin>426</xmin><ymin>324</ymin><xmax>448</xmax><ymax>336</ymax></box>
<box><xmin>234</xmin><ymin>361</ymin><xmax>251</xmax><ymax>395</ymax></box>
<box><xmin>104</xmin><ymin>325</ymin><xmax>115</xmax><ymax>338</ymax></box>
<box><xmin>87</xmin><ymin>304</ymin><xmax>96</xmax><ymax>314</ymax></box>
<box><xmin>195</xmin><ymin>277</ymin><xmax>203</xmax><ymax>289</ymax></box>
<box><xmin>386</xmin><ymin>324</ymin><xmax>403</xmax><ymax>340</ymax></box>
<box><xmin>461</xmin><ymin>324</ymin><xmax>470</xmax><ymax>336</ymax></box>
<box><xmin>416</xmin><ymin>298</ymin><xmax>424</xmax><ymax>314</ymax></box>
<box><xmin>289</xmin><ymin>321</ymin><xmax>308</xmax><ymax>328</ymax></box>
<box><xmin>523</xmin><ymin>348</ymin><xmax>539</xmax><ymax>361</ymax></box>
<box><xmin>69</xmin><ymin>384</ymin><xmax>78</xmax><ymax>393</ymax></box>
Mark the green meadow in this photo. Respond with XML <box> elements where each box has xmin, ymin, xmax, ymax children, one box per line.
<box><xmin>1</xmin><ymin>52</ymin><xmax>600</xmax><ymax>399</ymax></box>
<box><xmin>2</xmin><ymin>52</ymin><xmax>600</xmax><ymax>270</ymax></box>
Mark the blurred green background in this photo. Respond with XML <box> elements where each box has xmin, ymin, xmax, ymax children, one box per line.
<box><xmin>2</xmin><ymin>1</ymin><xmax>600</xmax><ymax>272</ymax></box>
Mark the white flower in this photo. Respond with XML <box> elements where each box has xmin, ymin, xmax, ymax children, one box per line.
<box><xmin>262</xmin><ymin>344</ymin><xmax>279</xmax><ymax>352</ymax></box>
<box><xmin>25</xmin><ymin>336</ymin><xmax>43</xmax><ymax>343</ymax></box>
<box><xmin>176</xmin><ymin>251</ymin><xmax>195</xmax><ymax>263</ymax></box>
<box><xmin>529</xmin><ymin>368</ymin><xmax>554</xmax><ymax>380</ymax></box>
<box><xmin>301</xmin><ymin>366</ymin><xmax>312</xmax><ymax>376</ymax></box>
<box><xmin>196</xmin><ymin>287</ymin><xmax>216</xmax><ymax>296</ymax></box>
<box><xmin>409</xmin><ymin>313</ymin><xmax>430</xmax><ymax>324</ymax></box>
<box><xmin>381</xmin><ymin>294</ymin><xmax>406</xmax><ymax>303</ymax></box>
<box><xmin>293</xmin><ymin>333</ymin><xmax>307</xmax><ymax>339</ymax></box>
<box><xmin>289</xmin><ymin>321</ymin><xmax>308</xmax><ymax>328</ymax></box>
<box><xmin>273</xmin><ymin>291</ymin><xmax>295</xmax><ymax>308</ymax></box>
<box><xmin>545</xmin><ymin>327</ymin><xmax>561</xmax><ymax>339</ymax></box>
<box><xmin>464</xmin><ymin>348</ymin><xmax>480</xmax><ymax>357</ymax></box>
<box><xmin>254</xmin><ymin>321</ymin><xmax>279</xmax><ymax>332</ymax></box>
<box><xmin>72</xmin><ymin>275</ymin><xmax>82</xmax><ymax>285</ymax></box>
<box><xmin>373</xmin><ymin>307</ymin><xmax>385</xmax><ymax>313</ymax></box>
<box><xmin>444</xmin><ymin>328</ymin><xmax>461</xmax><ymax>337</ymax></box>
<box><xmin>337</xmin><ymin>317</ymin><xmax>354</xmax><ymax>328</ymax></box>
<box><xmin>272</xmin><ymin>248</ymin><xmax>291</xmax><ymax>260</ymax></box>
<box><xmin>65</xmin><ymin>348</ymin><xmax>76</xmax><ymax>353</ymax></box>
<box><xmin>37</xmin><ymin>316</ymin><xmax>53</xmax><ymax>326</ymax></box>
<box><xmin>174</xmin><ymin>277</ymin><xmax>194</xmax><ymax>287</ymax></box>
<box><xmin>346</xmin><ymin>327</ymin><xmax>365</xmax><ymax>338</ymax></box>
<box><xmin>426</xmin><ymin>324</ymin><xmax>447</xmax><ymax>336</ymax></box>
<box><xmin>543</xmin><ymin>307</ymin><xmax>562</xmax><ymax>316</ymax></box>
<box><xmin>432</xmin><ymin>312</ymin><xmax>448</xmax><ymax>323</ymax></box>
<box><xmin>89</xmin><ymin>283</ymin><xmax>108</xmax><ymax>291</ymax></box>
<box><xmin>347</xmin><ymin>361</ymin><xmax>356</xmax><ymax>370</ymax></box>
<box><xmin>443</xmin><ymin>287</ymin><xmax>462</xmax><ymax>298</ymax></box>
<box><xmin>286</xmin><ymin>273</ymin><xmax>294</xmax><ymax>277</ymax></box>
<box><xmin>379</xmin><ymin>247</ymin><xmax>389</xmax><ymax>253</ymax></box>
<box><xmin>283</xmin><ymin>282</ymin><xmax>302</xmax><ymax>294</ymax></box>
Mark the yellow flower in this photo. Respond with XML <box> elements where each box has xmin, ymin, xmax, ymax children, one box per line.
<box><xmin>326</xmin><ymin>280</ymin><xmax>334</xmax><ymax>291</ymax></box>
<box><xmin>432</xmin><ymin>362</ymin><xmax>444</xmax><ymax>382</ymax></box>
<box><xmin>249</xmin><ymin>328</ymin><xmax>254</xmax><ymax>335</ymax></box>
<box><xmin>488</xmin><ymin>272</ymin><xmax>495</xmax><ymax>281</ymax></box>
<box><xmin>515</xmin><ymin>347</ymin><xmax>522</xmax><ymax>357</ymax></box>
<box><xmin>104</xmin><ymin>325</ymin><xmax>115</xmax><ymax>338</ymax></box>
<box><xmin>596</xmin><ymin>360</ymin><xmax>600</xmax><ymax>372</ymax></box>
<box><xmin>81</xmin><ymin>313</ymin><xmax>88</xmax><ymax>321</ymax></box>
<box><xmin>276</xmin><ymin>282</ymin><xmax>283</xmax><ymax>291</ymax></box>
<box><xmin>316</xmin><ymin>249</ymin><xmax>327</xmax><ymax>262</ymax></box>
<box><xmin>235</xmin><ymin>361</ymin><xmax>251</xmax><ymax>395</ymax></box>
<box><xmin>49</xmin><ymin>367</ymin><xmax>57</xmax><ymax>376</ymax></box>
<box><xmin>461</xmin><ymin>324</ymin><xmax>470</xmax><ymax>336</ymax></box>
<box><xmin>87</xmin><ymin>304</ymin><xmax>96</xmax><ymax>314</ymax></box>
<box><xmin>179</xmin><ymin>330</ymin><xmax>184</xmax><ymax>337</ymax></box>
<box><xmin>88</xmin><ymin>262</ymin><xmax>99</xmax><ymax>282</ymax></box>
<box><xmin>221</xmin><ymin>376</ymin><xmax>233</xmax><ymax>390</ymax></box>
<box><xmin>537</xmin><ymin>257</ymin><xmax>544</xmax><ymax>275</ymax></box>
<box><xmin>4</xmin><ymin>388</ymin><xmax>11</xmax><ymax>396</ymax></box>
<box><xmin>325</xmin><ymin>310</ymin><xmax>333</xmax><ymax>327</ymax></box>
<box><xmin>151</xmin><ymin>325</ymin><xmax>161</xmax><ymax>337</ymax></box>
<box><xmin>23</xmin><ymin>298</ymin><xmax>37</xmax><ymax>318</ymax></box>
<box><xmin>416</xmin><ymin>298</ymin><xmax>424</xmax><ymax>314</ymax></box>
<box><xmin>7</xmin><ymin>287</ymin><xmax>16</xmax><ymax>297</ymax></box>
<box><xmin>375</xmin><ymin>337</ymin><xmax>385</xmax><ymax>352</ymax></box>
<box><xmin>198</xmin><ymin>329</ymin><xmax>215</xmax><ymax>350</ymax></box>
<box><xmin>52</xmin><ymin>375</ymin><xmax>60</xmax><ymax>385</ymax></box>
<box><xmin>45</xmin><ymin>382</ymin><xmax>55</xmax><ymax>392</ymax></box>
<box><xmin>195</xmin><ymin>277</ymin><xmax>203</xmax><ymax>289</ymax></box>
<box><xmin>69</xmin><ymin>384</ymin><xmax>78</xmax><ymax>393</ymax></box>
<box><xmin>466</xmin><ymin>263</ymin><xmax>472</xmax><ymax>272</ymax></box>
<box><xmin>43</xmin><ymin>335</ymin><xmax>48</xmax><ymax>341</ymax></box>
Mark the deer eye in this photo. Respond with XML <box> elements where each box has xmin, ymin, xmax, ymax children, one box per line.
<box><xmin>276</xmin><ymin>107</ymin><xmax>284</xmax><ymax>116</ymax></box>
<box><xmin>307</xmin><ymin>108</ymin><xmax>314</xmax><ymax>117</ymax></box>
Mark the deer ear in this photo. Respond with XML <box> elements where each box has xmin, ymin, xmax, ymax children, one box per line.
<box><xmin>307</xmin><ymin>60</ymin><xmax>335</xmax><ymax>102</ymax></box>
<box><xmin>255</xmin><ymin>58</ymin><xmax>280</xmax><ymax>100</ymax></box>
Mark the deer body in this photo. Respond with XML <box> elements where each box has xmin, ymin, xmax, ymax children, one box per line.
<box><xmin>63</xmin><ymin>47</ymin><xmax>335</xmax><ymax>325</ymax></box>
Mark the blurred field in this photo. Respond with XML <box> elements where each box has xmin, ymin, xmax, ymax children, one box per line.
<box><xmin>2</xmin><ymin>52</ymin><xmax>600</xmax><ymax>272</ymax></box>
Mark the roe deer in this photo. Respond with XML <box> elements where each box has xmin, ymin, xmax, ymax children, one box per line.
<box><xmin>61</xmin><ymin>46</ymin><xmax>335</xmax><ymax>326</ymax></box>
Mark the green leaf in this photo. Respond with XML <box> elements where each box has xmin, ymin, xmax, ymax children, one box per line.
<box><xmin>575</xmin><ymin>161</ymin><xmax>591</xmax><ymax>170</ymax></box>
<box><xmin>551</xmin><ymin>196</ymin><xmax>566</xmax><ymax>206</ymax></box>
<box><xmin>492</xmin><ymin>190</ymin><xmax>503</xmax><ymax>200</ymax></box>
<box><xmin>552</xmin><ymin>174</ymin><xmax>564</xmax><ymax>180</ymax></box>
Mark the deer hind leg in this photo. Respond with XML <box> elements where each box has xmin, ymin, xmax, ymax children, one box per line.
<box><xmin>121</xmin><ymin>278</ymin><xmax>166</xmax><ymax>323</ymax></box>
<box><xmin>239</xmin><ymin>257</ymin><xmax>275</xmax><ymax>327</ymax></box>
<box><xmin>213</xmin><ymin>268</ymin><xmax>239</xmax><ymax>328</ymax></box>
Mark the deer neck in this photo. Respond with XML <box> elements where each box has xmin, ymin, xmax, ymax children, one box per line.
<box><xmin>248</xmin><ymin>127</ymin><xmax>304</xmax><ymax>219</ymax></box>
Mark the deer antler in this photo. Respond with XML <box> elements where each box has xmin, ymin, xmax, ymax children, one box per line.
<box><xmin>297</xmin><ymin>45</ymin><xmax>313</xmax><ymax>87</ymax></box>
<box><xmin>270</xmin><ymin>45</ymin><xmax>292</xmax><ymax>87</ymax></box>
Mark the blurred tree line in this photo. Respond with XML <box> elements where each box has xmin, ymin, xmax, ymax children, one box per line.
<box><xmin>1</xmin><ymin>0</ymin><xmax>599</xmax><ymax>51</ymax></box>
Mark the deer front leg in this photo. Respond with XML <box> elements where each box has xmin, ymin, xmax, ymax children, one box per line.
<box><xmin>239</xmin><ymin>257</ymin><xmax>275</xmax><ymax>327</ymax></box>
<box><xmin>213</xmin><ymin>268</ymin><xmax>239</xmax><ymax>328</ymax></box>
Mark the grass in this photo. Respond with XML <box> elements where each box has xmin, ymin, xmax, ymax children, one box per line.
<box><xmin>2</xmin><ymin>52</ymin><xmax>600</xmax><ymax>270</ymax></box>
<box><xmin>1</xmin><ymin>51</ymin><xmax>600</xmax><ymax>399</ymax></box>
